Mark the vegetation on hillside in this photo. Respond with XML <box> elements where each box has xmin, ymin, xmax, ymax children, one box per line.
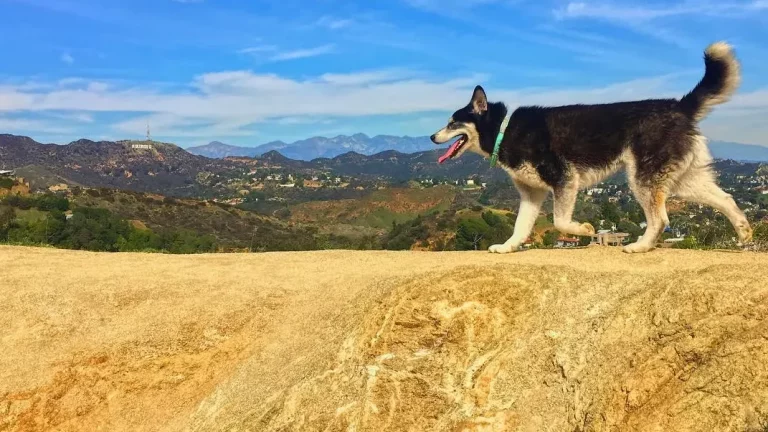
<box><xmin>1</xmin><ymin>194</ymin><xmax>216</xmax><ymax>253</ymax></box>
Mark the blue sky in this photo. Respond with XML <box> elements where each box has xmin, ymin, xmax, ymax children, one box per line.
<box><xmin>1</xmin><ymin>0</ymin><xmax>767</xmax><ymax>148</ymax></box>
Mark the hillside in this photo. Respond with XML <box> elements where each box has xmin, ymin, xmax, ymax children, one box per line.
<box><xmin>4</xmin><ymin>135</ymin><xmax>765</xmax><ymax>202</ymax></box>
<box><xmin>288</xmin><ymin>185</ymin><xmax>457</xmax><ymax>230</ymax></box>
<box><xmin>1</xmin><ymin>247</ymin><xmax>767</xmax><ymax>432</ymax></box>
<box><xmin>0</xmin><ymin>135</ymin><xmax>239</xmax><ymax>198</ymax></box>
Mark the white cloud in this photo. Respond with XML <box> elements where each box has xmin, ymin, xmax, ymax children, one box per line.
<box><xmin>238</xmin><ymin>45</ymin><xmax>277</xmax><ymax>54</ymax></box>
<box><xmin>314</xmin><ymin>16</ymin><xmax>354</xmax><ymax>30</ymax></box>
<box><xmin>318</xmin><ymin>69</ymin><xmax>416</xmax><ymax>86</ymax></box>
<box><xmin>0</xmin><ymin>117</ymin><xmax>74</xmax><ymax>134</ymax></box>
<box><xmin>556</xmin><ymin>1</ymin><xmax>768</xmax><ymax>22</ymax></box>
<box><xmin>1</xmin><ymin>67</ymin><xmax>767</xmax><ymax>145</ymax></box>
<box><xmin>269</xmin><ymin>44</ymin><xmax>336</xmax><ymax>61</ymax></box>
<box><xmin>50</xmin><ymin>112</ymin><xmax>95</xmax><ymax>123</ymax></box>
<box><xmin>60</xmin><ymin>53</ymin><xmax>74</xmax><ymax>65</ymax></box>
<box><xmin>404</xmin><ymin>0</ymin><xmax>503</xmax><ymax>11</ymax></box>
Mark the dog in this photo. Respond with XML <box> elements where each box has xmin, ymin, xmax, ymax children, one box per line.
<box><xmin>431</xmin><ymin>42</ymin><xmax>753</xmax><ymax>254</ymax></box>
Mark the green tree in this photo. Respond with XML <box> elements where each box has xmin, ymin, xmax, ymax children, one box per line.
<box><xmin>0</xmin><ymin>177</ymin><xmax>14</xmax><ymax>189</ymax></box>
<box><xmin>383</xmin><ymin>216</ymin><xmax>429</xmax><ymax>250</ymax></box>
<box><xmin>456</xmin><ymin>218</ymin><xmax>490</xmax><ymax>251</ymax></box>
<box><xmin>481</xmin><ymin>211</ymin><xmax>513</xmax><ymax>246</ymax></box>
<box><xmin>617</xmin><ymin>220</ymin><xmax>643</xmax><ymax>243</ymax></box>
<box><xmin>542</xmin><ymin>230</ymin><xmax>560</xmax><ymax>247</ymax></box>
<box><xmin>60</xmin><ymin>207</ymin><xmax>132</xmax><ymax>251</ymax></box>
<box><xmin>0</xmin><ymin>206</ymin><xmax>15</xmax><ymax>240</ymax></box>
<box><xmin>754</xmin><ymin>222</ymin><xmax>768</xmax><ymax>251</ymax></box>
<box><xmin>673</xmin><ymin>236</ymin><xmax>699</xmax><ymax>249</ymax></box>
<box><xmin>34</xmin><ymin>194</ymin><xmax>70</xmax><ymax>212</ymax></box>
<box><xmin>600</xmin><ymin>201</ymin><xmax>622</xmax><ymax>226</ymax></box>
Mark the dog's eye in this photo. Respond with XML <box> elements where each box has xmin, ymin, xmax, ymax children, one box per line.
<box><xmin>447</xmin><ymin>122</ymin><xmax>459</xmax><ymax>130</ymax></box>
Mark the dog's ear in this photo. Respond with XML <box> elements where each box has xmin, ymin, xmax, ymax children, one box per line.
<box><xmin>471</xmin><ymin>85</ymin><xmax>488</xmax><ymax>114</ymax></box>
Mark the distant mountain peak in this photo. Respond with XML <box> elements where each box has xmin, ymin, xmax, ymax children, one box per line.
<box><xmin>187</xmin><ymin>134</ymin><xmax>435</xmax><ymax>161</ymax></box>
<box><xmin>260</xmin><ymin>150</ymin><xmax>289</xmax><ymax>162</ymax></box>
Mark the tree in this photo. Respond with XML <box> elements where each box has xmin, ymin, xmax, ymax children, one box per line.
<box><xmin>600</xmin><ymin>201</ymin><xmax>622</xmax><ymax>226</ymax></box>
<box><xmin>753</xmin><ymin>222</ymin><xmax>768</xmax><ymax>251</ymax></box>
<box><xmin>456</xmin><ymin>218</ymin><xmax>490</xmax><ymax>251</ymax></box>
<box><xmin>59</xmin><ymin>207</ymin><xmax>132</xmax><ymax>252</ymax></box>
<box><xmin>617</xmin><ymin>220</ymin><xmax>643</xmax><ymax>243</ymax></box>
<box><xmin>0</xmin><ymin>206</ymin><xmax>15</xmax><ymax>240</ymax></box>
<box><xmin>542</xmin><ymin>230</ymin><xmax>560</xmax><ymax>247</ymax></box>
<box><xmin>673</xmin><ymin>236</ymin><xmax>699</xmax><ymax>249</ymax></box>
<box><xmin>383</xmin><ymin>216</ymin><xmax>429</xmax><ymax>251</ymax></box>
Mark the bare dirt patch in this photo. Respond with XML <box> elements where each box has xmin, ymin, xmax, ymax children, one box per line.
<box><xmin>1</xmin><ymin>246</ymin><xmax>767</xmax><ymax>431</ymax></box>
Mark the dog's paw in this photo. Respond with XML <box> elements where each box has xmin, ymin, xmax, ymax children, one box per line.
<box><xmin>622</xmin><ymin>242</ymin><xmax>653</xmax><ymax>254</ymax></box>
<box><xmin>737</xmin><ymin>223</ymin><xmax>753</xmax><ymax>244</ymax></box>
<box><xmin>489</xmin><ymin>244</ymin><xmax>515</xmax><ymax>254</ymax></box>
<box><xmin>580</xmin><ymin>222</ymin><xmax>596</xmax><ymax>236</ymax></box>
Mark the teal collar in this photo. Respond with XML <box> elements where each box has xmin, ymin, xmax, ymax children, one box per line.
<box><xmin>489</xmin><ymin>113</ymin><xmax>510</xmax><ymax>168</ymax></box>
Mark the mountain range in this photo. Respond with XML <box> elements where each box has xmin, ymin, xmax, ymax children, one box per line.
<box><xmin>187</xmin><ymin>134</ymin><xmax>436</xmax><ymax>160</ymax></box>
<box><xmin>187</xmin><ymin>134</ymin><xmax>768</xmax><ymax>162</ymax></box>
<box><xmin>1</xmin><ymin>134</ymin><xmax>766</xmax><ymax>200</ymax></box>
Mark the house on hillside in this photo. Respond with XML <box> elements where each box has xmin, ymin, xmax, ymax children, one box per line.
<box><xmin>0</xmin><ymin>169</ymin><xmax>15</xmax><ymax>177</ymax></box>
<box><xmin>591</xmin><ymin>231</ymin><xmax>630</xmax><ymax>246</ymax></box>
<box><xmin>556</xmin><ymin>237</ymin><xmax>581</xmax><ymax>248</ymax></box>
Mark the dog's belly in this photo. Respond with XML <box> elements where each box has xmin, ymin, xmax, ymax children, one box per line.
<box><xmin>503</xmin><ymin>155</ymin><xmax>626</xmax><ymax>191</ymax></box>
<box><xmin>574</xmin><ymin>162</ymin><xmax>624</xmax><ymax>189</ymax></box>
<box><xmin>504</xmin><ymin>163</ymin><xmax>552</xmax><ymax>190</ymax></box>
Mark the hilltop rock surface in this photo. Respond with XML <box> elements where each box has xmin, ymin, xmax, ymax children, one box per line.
<box><xmin>1</xmin><ymin>246</ymin><xmax>767</xmax><ymax>431</ymax></box>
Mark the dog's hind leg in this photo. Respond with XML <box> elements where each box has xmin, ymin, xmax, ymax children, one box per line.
<box><xmin>624</xmin><ymin>183</ymin><xmax>669</xmax><ymax>254</ymax></box>
<box><xmin>489</xmin><ymin>182</ymin><xmax>548</xmax><ymax>254</ymax></box>
<box><xmin>553</xmin><ymin>182</ymin><xmax>596</xmax><ymax>237</ymax></box>
<box><xmin>675</xmin><ymin>167</ymin><xmax>753</xmax><ymax>244</ymax></box>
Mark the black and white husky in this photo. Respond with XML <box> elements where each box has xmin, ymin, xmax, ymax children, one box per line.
<box><xmin>431</xmin><ymin>42</ymin><xmax>752</xmax><ymax>254</ymax></box>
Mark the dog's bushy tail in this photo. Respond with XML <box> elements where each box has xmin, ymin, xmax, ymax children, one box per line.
<box><xmin>680</xmin><ymin>42</ymin><xmax>741</xmax><ymax>122</ymax></box>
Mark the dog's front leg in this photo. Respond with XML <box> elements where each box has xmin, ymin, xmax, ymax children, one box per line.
<box><xmin>489</xmin><ymin>184</ymin><xmax>548</xmax><ymax>254</ymax></box>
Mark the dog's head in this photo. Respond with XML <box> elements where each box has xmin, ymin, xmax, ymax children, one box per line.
<box><xmin>431</xmin><ymin>85</ymin><xmax>492</xmax><ymax>164</ymax></box>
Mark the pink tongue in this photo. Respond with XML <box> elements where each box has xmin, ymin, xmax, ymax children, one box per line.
<box><xmin>438</xmin><ymin>139</ymin><xmax>462</xmax><ymax>164</ymax></box>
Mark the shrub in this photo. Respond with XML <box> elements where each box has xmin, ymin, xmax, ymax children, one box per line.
<box><xmin>0</xmin><ymin>177</ymin><xmax>14</xmax><ymax>189</ymax></box>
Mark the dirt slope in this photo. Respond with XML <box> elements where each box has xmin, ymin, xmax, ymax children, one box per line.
<box><xmin>1</xmin><ymin>246</ymin><xmax>767</xmax><ymax>432</ymax></box>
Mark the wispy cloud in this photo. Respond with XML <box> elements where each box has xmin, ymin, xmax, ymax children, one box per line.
<box><xmin>49</xmin><ymin>112</ymin><xmax>95</xmax><ymax>123</ymax></box>
<box><xmin>2</xmin><ymin>65</ymin><xmax>768</xmax><ymax>144</ymax></box>
<box><xmin>238</xmin><ymin>45</ymin><xmax>278</xmax><ymax>54</ymax></box>
<box><xmin>404</xmin><ymin>0</ymin><xmax>504</xmax><ymax>12</ymax></box>
<box><xmin>60</xmin><ymin>53</ymin><xmax>74</xmax><ymax>65</ymax></box>
<box><xmin>314</xmin><ymin>16</ymin><xmax>354</xmax><ymax>30</ymax></box>
<box><xmin>0</xmin><ymin>117</ymin><xmax>75</xmax><ymax>134</ymax></box>
<box><xmin>0</xmin><ymin>68</ymin><xmax>707</xmax><ymax>127</ymax></box>
<box><xmin>552</xmin><ymin>1</ymin><xmax>768</xmax><ymax>48</ymax></box>
<box><xmin>555</xmin><ymin>1</ymin><xmax>768</xmax><ymax>21</ymax></box>
<box><xmin>269</xmin><ymin>44</ymin><xmax>335</xmax><ymax>61</ymax></box>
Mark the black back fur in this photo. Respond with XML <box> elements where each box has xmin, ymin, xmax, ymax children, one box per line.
<box><xmin>450</xmin><ymin>44</ymin><xmax>736</xmax><ymax>189</ymax></box>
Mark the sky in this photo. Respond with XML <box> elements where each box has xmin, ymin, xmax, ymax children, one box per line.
<box><xmin>1</xmin><ymin>0</ymin><xmax>767</xmax><ymax>148</ymax></box>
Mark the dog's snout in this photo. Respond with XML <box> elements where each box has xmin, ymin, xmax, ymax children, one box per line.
<box><xmin>430</xmin><ymin>134</ymin><xmax>438</xmax><ymax>143</ymax></box>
